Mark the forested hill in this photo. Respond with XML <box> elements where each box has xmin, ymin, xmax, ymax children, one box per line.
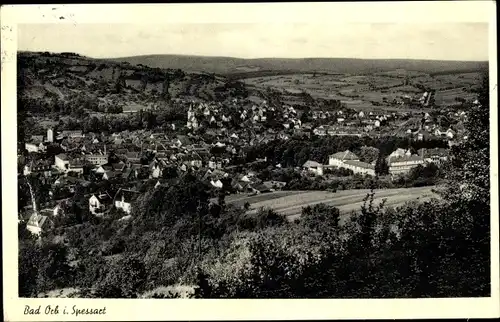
<box><xmin>106</xmin><ymin>54</ymin><xmax>488</xmax><ymax>77</ymax></box>
<box><xmin>17</xmin><ymin>51</ymin><xmax>249</xmax><ymax>114</ymax></box>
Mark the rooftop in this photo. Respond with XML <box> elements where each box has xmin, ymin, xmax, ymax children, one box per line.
<box><xmin>330</xmin><ymin>150</ymin><xmax>360</xmax><ymax>161</ymax></box>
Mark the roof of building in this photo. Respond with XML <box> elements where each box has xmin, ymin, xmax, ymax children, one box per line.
<box><xmin>330</xmin><ymin>150</ymin><xmax>360</xmax><ymax>161</ymax></box>
<box><xmin>69</xmin><ymin>159</ymin><xmax>86</xmax><ymax>168</ymax></box>
<box><xmin>104</xmin><ymin>171</ymin><xmax>118</xmax><ymax>179</ymax></box>
<box><xmin>344</xmin><ymin>160</ymin><xmax>375</xmax><ymax>170</ymax></box>
<box><xmin>116</xmin><ymin>189</ymin><xmax>141</xmax><ymax>203</ymax></box>
<box><xmin>31</xmin><ymin>135</ymin><xmax>45</xmax><ymax>143</ymax></box>
<box><xmin>126</xmin><ymin>151</ymin><xmax>141</xmax><ymax>159</ymax></box>
<box><xmin>56</xmin><ymin>153</ymin><xmax>69</xmax><ymax>161</ymax></box>
<box><xmin>389</xmin><ymin>155</ymin><xmax>424</xmax><ymax>165</ymax></box>
<box><xmin>28</xmin><ymin>159</ymin><xmax>53</xmax><ymax>168</ymax></box>
<box><xmin>303</xmin><ymin>160</ymin><xmax>323</xmax><ymax>168</ymax></box>
<box><xmin>252</xmin><ymin>183</ymin><xmax>272</xmax><ymax>192</ymax></box>
<box><xmin>418</xmin><ymin>148</ymin><xmax>449</xmax><ymax>158</ymax></box>
<box><xmin>111</xmin><ymin>163</ymin><xmax>126</xmax><ymax>171</ymax></box>
<box><xmin>27</xmin><ymin>213</ymin><xmax>50</xmax><ymax>228</ymax></box>
<box><xmin>91</xmin><ymin>192</ymin><xmax>113</xmax><ymax>204</ymax></box>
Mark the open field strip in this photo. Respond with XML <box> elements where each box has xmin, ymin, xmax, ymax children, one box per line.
<box><xmin>240</xmin><ymin>186</ymin><xmax>437</xmax><ymax>219</ymax></box>
<box><xmin>222</xmin><ymin>190</ymin><xmax>306</xmax><ymax>207</ymax></box>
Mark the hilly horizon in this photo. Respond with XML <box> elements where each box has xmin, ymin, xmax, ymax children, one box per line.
<box><xmin>19</xmin><ymin>51</ymin><xmax>488</xmax><ymax>79</ymax></box>
<box><xmin>102</xmin><ymin>53</ymin><xmax>489</xmax><ymax>77</ymax></box>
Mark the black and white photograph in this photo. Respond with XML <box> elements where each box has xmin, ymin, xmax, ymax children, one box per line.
<box><xmin>2</xmin><ymin>1</ymin><xmax>499</xmax><ymax>320</ymax></box>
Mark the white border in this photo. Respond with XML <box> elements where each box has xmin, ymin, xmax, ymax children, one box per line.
<box><xmin>2</xmin><ymin>2</ymin><xmax>499</xmax><ymax>321</ymax></box>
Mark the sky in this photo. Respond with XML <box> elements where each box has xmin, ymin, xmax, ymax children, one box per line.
<box><xmin>17</xmin><ymin>23</ymin><xmax>489</xmax><ymax>61</ymax></box>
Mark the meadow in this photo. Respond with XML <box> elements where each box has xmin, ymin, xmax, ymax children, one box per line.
<box><xmin>229</xmin><ymin>186</ymin><xmax>438</xmax><ymax>221</ymax></box>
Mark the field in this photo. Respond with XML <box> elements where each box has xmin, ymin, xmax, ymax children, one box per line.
<box><xmin>226</xmin><ymin>186</ymin><xmax>438</xmax><ymax>222</ymax></box>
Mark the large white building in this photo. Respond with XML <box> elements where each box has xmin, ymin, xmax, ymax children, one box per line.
<box><xmin>55</xmin><ymin>154</ymin><xmax>70</xmax><ymax>171</ymax></box>
<box><xmin>54</xmin><ymin>154</ymin><xmax>85</xmax><ymax>174</ymax></box>
<box><xmin>85</xmin><ymin>154</ymin><xmax>109</xmax><ymax>166</ymax></box>
<box><xmin>388</xmin><ymin>155</ymin><xmax>425</xmax><ymax>176</ymax></box>
<box><xmin>25</xmin><ymin>142</ymin><xmax>46</xmax><ymax>153</ymax></box>
<box><xmin>329</xmin><ymin>150</ymin><xmax>360</xmax><ymax>167</ymax></box>
<box><xmin>328</xmin><ymin>150</ymin><xmax>375</xmax><ymax>176</ymax></box>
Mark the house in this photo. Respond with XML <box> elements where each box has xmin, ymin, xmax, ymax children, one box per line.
<box><xmin>250</xmin><ymin>183</ymin><xmax>272</xmax><ymax>194</ymax></box>
<box><xmin>154</xmin><ymin>179</ymin><xmax>170</xmax><ymax>189</ymax></box>
<box><xmin>59</xmin><ymin>130</ymin><xmax>84</xmax><ymax>139</ymax></box>
<box><xmin>89</xmin><ymin>192</ymin><xmax>113</xmax><ymax>215</ymax></box>
<box><xmin>54</xmin><ymin>154</ymin><xmax>71</xmax><ymax>172</ymax></box>
<box><xmin>30</xmin><ymin>135</ymin><xmax>45</xmax><ymax>144</ymax></box>
<box><xmin>262</xmin><ymin>181</ymin><xmax>287</xmax><ymax>191</ymax></box>
<box><xmin>126</xmin><ymin>151</ymin><xmax>141</xmax><ymax>163</ymax></box>
<box><xmin>232</xmin><ymin>180</ymin><xmax>251</xmax><ymax>193</ymax></box>
<box><xmin>416</xmin><ymin>130</ymin><xmax>431</xmax><ymax>141</ymax></box>
<box><xmin>303</xmin><ymin>160</ymin><xmax>324</xmax><ymax>176</ymax></box>
<box><xmin>313</xmin><ymin>126</ymin><xmax>327</xmax><ymax>136</ymax></box>
<box><xmin>85</xmin><ymin>154</ymin><xmax>108</xmax><ymax>166</ymax></box>
<box><xmin>208</xmin><ymin>158</ymin><xmax>223</xmax><ymax>170</ymax></box>
<box><xmin>418</xmin><ymin>148</ymin><xmax>449</xmax><ymax>165</ymax></box>
<box><xmin>102</xmin><ymin>171</ymin><xmax>118</xmax><ymax>180</ymax></box>
<box><xmin>386</xmin><ymin>148</ymin><xmax>411</xmax><ymax>163</ymax></box>
<box><xmin>210</xmin><ymin>179</ymin><xmax>224</xmax><ymax>189</ymax></box>
<box><xmin>114</xmin><ymin>189</ymin><xmax>141</xmax><ymax>214</ymax></box>
<box><xmin>25</xmin><ymin>142</ymin><xmax>46</xmax><ymax>153</ymax></box>
<box><xmin>341</xmin><ymin>160</ymin><xmax>376</xmax><ymax>176</ymax></box>
<box><xmin>388</xmin><ymin>155</ymin><xmax>425</xmax><ymax>176</ymax></box>
<box><xmin>328</xmin><ymin>150</ymin><xmax>375</xmax><ymax>176</ymax></box>
<box><xmin>328</xmin><ymin>150</ymin><xmax>360</xmax><ymax>167</ymax></box>
<box><xmin>26</xmin><ymin>212</ymin><xmax>53</xmax><ymax>236</ymax></box>
<box><xmin>445</xmin><ymin>128</ymin><xmax>456</xmax><ymax>139</ymax></box>
<box><xmin>68</xmin><ymin>158</ymin><xmax>85</xmax><ymax>175</ymax></box>
<box><xmin>149</xmin><ymin>160</ymin><xmax>163</xmax><ymax>179</ymax></box>
<box><xmin>55</xmin><ymin>176</ymin><xmax>90</xmax><ymax>191</ymax></box>
<box><xmin>111</xmin><ymin>163</ymin><xmax>127</xmax><ymax>172</ymax></box>
<box><xmin>185</xmin><ymin>152</ymin><xmax>203</xmax><ymax>168</ymax></box>
<box><xmin>23</xmin><ymin>160</ymin><xmax>53</xmax><ymax>176</ymax></box>
<box><xmin>51</xmin><ymin>203</ymin><xmax>65</xmax><ymax>217</ymax></box>
<box><xmin>96</xmin><ymin>164</ymin><xmax>113</xmax><ymax>174</ymax></box>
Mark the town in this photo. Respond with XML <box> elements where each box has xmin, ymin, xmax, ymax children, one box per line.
<box><xmin>20</xmin><ymin>90</ymin><xmax>464</xmax><ymax>235</ymax></box>
<box><xmin>16</xmin><ymin>46</ymin><xmax>490</xmax><ymax>300</ymax></box>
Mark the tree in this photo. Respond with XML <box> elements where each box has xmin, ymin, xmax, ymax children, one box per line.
<box><xmin>85</xmin><ymin>116</ymin><xmax>100</xmax><ymax>133</ymax></box>
<box><xmin>356</xmin><ymin>146</ymin><xmax>380</xmax><ymax>164</ymax></box>
<box><xmin>19</xmin><ymin>236</ymin><xmax>41</xmax><ymax>297</ymax></box>
<box><xmin>301</xmin><ymin>204</ymin><xmax>340</xmax><ymax>235</ymax></box>
<box><xmin>36</xmin><ymin>243</ymin><xmax>74</xmax><ymax>293</ymax></box>
<box><xmin>437</xmin><ymin>72</ymin><xmax>490</xmax><ymax>295</ymax></box>
<box><xmin>96</xmin><ymin>256</ymin><xmax>147</xmax><ymax>298</ymax></box>
<box><xmin>374</xmin><ymin>156</ymin><xmax>389</xmax><ymax>175</ymax></box>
